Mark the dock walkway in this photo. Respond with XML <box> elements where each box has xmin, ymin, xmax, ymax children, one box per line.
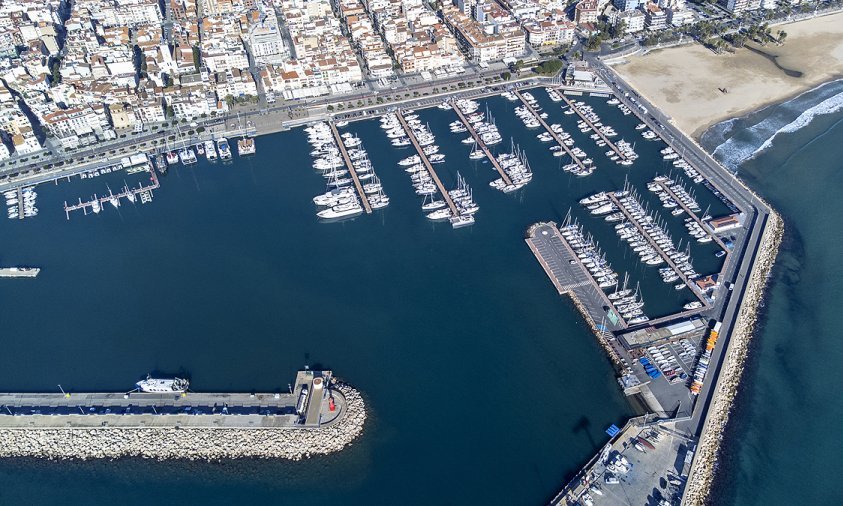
<box><xmin>395</xmin><ymin>112</ymin><xmax>459</xmax><ymax>217</ymax></box>
<box><xmin>329</xmin><ymin>122</ymin><xmax>372</xmax><ymax>214</ymax></box>
<box><xmin>526</xmin><ymin>222</ymin><xmax>627</xmax><ymax>331</ymax></box>
<box><xmin>0</xmin><ymin>371</ymin><xmax>344</xmax><ymax>429</ymax></box>
<box><xmin>559</xmin><ymin>94</ymin><xmax>628</xmax><ymax>161</ymax></box>
<box><xmin>16</xmin><ymin>188</ymin><xmax>23</xmax><ymax>220</ymax></box>
<box><xmin>513</xmin><ymin>91</ymin><xmax>588</xmax><ymax>173</ymax></box>
<box><xmin>63</xmin><ymin>164</ymin><xmax>161</xmax><ymax>218</ymax></box>
<box><xmin>607</xmin><ymin>193</ymin><xmax>709</xmax><ymax>306</ymax></box>
<box><xmin>657</xmin><ymin>181</ymin><xmax>729</xmax><ymax>253</ymax></box>
<box><xmin>450</xmin><ymin>102</ymin><xmax>512</xmax><ymax>186</ymax></box>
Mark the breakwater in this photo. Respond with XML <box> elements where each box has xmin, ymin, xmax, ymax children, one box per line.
<box><xmin>0</xmin><ymin>384</ymin><xmax>365</xmax><ymax>461</ymax></box>
<box><xmin>682</xmin><ymin>211</ymin><xmax>784</xmax><ymax>505</ymax></box>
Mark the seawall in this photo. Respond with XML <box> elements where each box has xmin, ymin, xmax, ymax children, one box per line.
<box><xmin>681</xmin><ymin>211</ymin><xmax>784</xmax><ymax>504</ymax></box>
<box><xmin>0</xmin><ymin>384</ymin><xmax>366</xmax><ymax>461</ymax></box>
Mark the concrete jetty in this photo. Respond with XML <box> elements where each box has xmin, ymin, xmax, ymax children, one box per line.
<box><xmin>0</xmin><ymin>371</ymin><xmax>366</xmax><ymax>461</ymax></box>
<box><xmin>395</xmin><ymin>111</ymin><xmax>459</xmax><ymax>218</ymax></box>
<box><xmin>450</xmin><ymin>100</ymin><xmax>512</xmax><ymax>187</ymax></box>
<box><xmin>558</xmin><ymin>93</ymin><xmax>628</xmax><ymax>161</ymax></box>
<box><xmin>656</xmin><ymin>180</ymin><xmax>729</xmax><ymax>253</ymax></box>
<box><xmin>329</xmin><ymin>122</ymin><xmax>372</xmax><ymax>214</ymax></box>
<box><xmin>0</xmin><ymin>371</ymin><xmax>342</xmax><ymax>430</ymax></box>
<box><xmin>526</xmin><ymin>222</ymin><xmax>628</xmax><ymax>336</ymax></box>
<box><xmin>607</xmin><ymin>192</ymin><xmax>709</xmax><ymax>306</ymax></box>
<box><xmin>513</xmin><ymin>90</ymin><xmax>589</xmax><ymax>173</ymax></box>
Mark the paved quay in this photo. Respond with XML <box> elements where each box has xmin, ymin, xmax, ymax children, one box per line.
<box><xmin>526</xmin><ymin>222</ymin><xmax>628</xmax><ymax>333</ymax></box>
<box><xmin>0</xmin><ymin>371</ymin><xmax>343</xmax><ymax>429</ymax></box>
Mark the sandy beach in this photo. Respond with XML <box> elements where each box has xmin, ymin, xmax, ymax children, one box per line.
<box><xmin>612</xmin><ymin>12</ymin><xmax>843</xmax><ymax>138</ymax></box>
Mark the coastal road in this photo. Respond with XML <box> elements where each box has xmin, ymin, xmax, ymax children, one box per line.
<box><xmin>588</xmin><ymin>59</ymin><xmax>772</xmax><ymax>438</ymax></box>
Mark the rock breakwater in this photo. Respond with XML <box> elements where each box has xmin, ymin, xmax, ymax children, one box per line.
<box><xmin>682</xmin><ymin>212</ymin><xmax>784</xmax><ymax>505</ymax></box>
<box><xmin>0</xmin><ymin>384</ymin><xmax>366</xmax><ymax>461</ymax></box>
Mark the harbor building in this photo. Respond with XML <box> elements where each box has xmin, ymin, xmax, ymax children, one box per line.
<box><xmin>706</xmin><ymin>214</ymin><xmax>743</xmax><ymax>234</ymax></box>
<box><xmin>618</xmin><ymin>318</ymin><xmax>708</xmax><ymax>350</ymax></box>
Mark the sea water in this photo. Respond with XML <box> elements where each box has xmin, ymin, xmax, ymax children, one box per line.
<box><xmin>702</xmin><ymin>83</ymin><xmax>843</xmax><ymax>504</ymax></box>
<box><xmin>0</xmin><ymin>89</ymin><xmax>731</xmax><ymax>504</ymax></box>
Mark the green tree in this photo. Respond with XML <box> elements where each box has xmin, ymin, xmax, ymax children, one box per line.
<box><xmin>501</xmin><ymin>71</ymin><xmax>511</xmax><ymax>80</ymax></box>
<box><xmin>49</xmin><ymin>59</ymin><xmax>61</xmax><ymax>85</ymax></box>
<box><xmin>535</xmin><ymin>59</ymin><xmax>564</xmax><ymax>75</ymax></box>
<box><xmin>192</xmin><ymin>47</ymin><xmax>201</xmax><ymax>70</ymax></box>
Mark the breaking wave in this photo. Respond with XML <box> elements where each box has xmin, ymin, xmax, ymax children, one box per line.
<box><xmin>706</xmin><ymin>79</ymin><xmax>843</xmax><ymax>169</ymax></box>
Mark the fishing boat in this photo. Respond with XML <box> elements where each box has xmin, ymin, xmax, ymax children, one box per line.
<box><xmin>136</xmin><ymin>375</ymin><xmax>190</xmax><ymax>393</ymax></box>
<box><xmin>155</xmin><ymin>154</ymin><xmax>167</xmax><ymax>174</ymax></box>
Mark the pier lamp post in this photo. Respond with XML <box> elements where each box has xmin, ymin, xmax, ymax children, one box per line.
<box><xmin>58</xmin><ymin>384</ymin><xmax>70</xmax><ymax>398</ymax></box>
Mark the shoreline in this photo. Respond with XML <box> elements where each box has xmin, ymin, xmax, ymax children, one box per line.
<box><xmin>693</xmin><ymin>75</ymin><xmax>843</xmax><ymax>142</ymax></box>
<box><xmin>0</xmin><ymin>384</ymin><xmax>366</xmax><ymax>461</ymax></box>
<box><xmin>610</xmin><ymin>12</ymin><xmax>843</xmax><ymax>141</ymax></box>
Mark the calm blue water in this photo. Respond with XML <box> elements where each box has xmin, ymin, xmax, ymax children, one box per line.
<box><xmin>702</xmin><ymin>83</ymin><xmax>843</xmax><ymax>504</ymax></box>
<box><xmin>0</xmin><ymin>89</ymin><xmax>731</xmax><ymax>504</ymax></box>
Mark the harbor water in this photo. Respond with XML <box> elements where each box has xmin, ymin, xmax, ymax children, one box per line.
<box><xmin>0</xmin><ymin>89</ymin><xmax>731</xmax><ymax>504</ymax></box>
<box><xmin>702</xmin><ymin>82</ymin><xmax>843</xmax><ymax>504</ymax></box>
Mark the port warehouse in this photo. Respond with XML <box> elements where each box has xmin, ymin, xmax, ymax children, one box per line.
<box><xmin>0</xmin><ymin>370</ymin><xmax>344</xmax><ymax>428</ymax></box>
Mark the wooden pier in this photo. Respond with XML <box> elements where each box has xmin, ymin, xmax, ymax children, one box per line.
<box><xmin>329</xmin><ymin>122</ymin><xmax>372</xmax><ymax>214</ymax></box>
<box><xmin>450</xmin><ymin>101</ymin><xmax>512</xmax><ymax>187</ymax></box>
<box><xmin>559</xmin><ymin>94</ymin><xmax>628</xmax><ymax>161</ymax></box>
<box><xmin>395</xmin><ymin>112</ymin><xmax>460</xmax><ymax>217</ymax></box>
<box><xmin>656</xmin><ymin>181</ymin><xmax>729</xmax><ymax>254</ymax></box>
<box><xmin>63</xmin><ymin>162</ymin><xmax>161</xmax><ymax>219</ymax></box>
<box><xmin>607</xmin><ymin>193</ymin><xmax>710</xmax><ymax>306</ymax></box>
<box><xmin>513</xmin><ymin>90</ymin><xmax>589</xmax><ymax>173</ymax></box>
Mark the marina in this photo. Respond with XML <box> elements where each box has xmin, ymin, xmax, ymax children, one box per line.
<box><xmin>0</xmin><ymin>81</ymin><xmax>774</xmax><ymax>504</ymax></box>
<box><xmin>393</xmin><ymin>111</ymin><xmax>463</xmax><ymax>225</ymax></box>
<box><xmin>558</xmin><ymin>93</ymin><xmax>634</xmax><ymax>164</ymax></box>
<box><xmin>513</xmin><ymin>90</ymin><xmax>592</xmax><ymax>176</ymax></box>
<box><xmin>329</xmin><ymin>122</ymin><xmax>372</xmax><ymax>214</ymax></box>
<box><xmin>450</xmin><ymin>99</ymin><xmax>514</xmax><ymax>189</ymax></box>
<box><xmin>62</xmin><ymin>158</ymin><xmax>160</xmax><ymax>219</ymax></box>
<box><xmin>606</xmin><ymin>191</ymin><xmax>709</xmax><ymax>306</ymax></box>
